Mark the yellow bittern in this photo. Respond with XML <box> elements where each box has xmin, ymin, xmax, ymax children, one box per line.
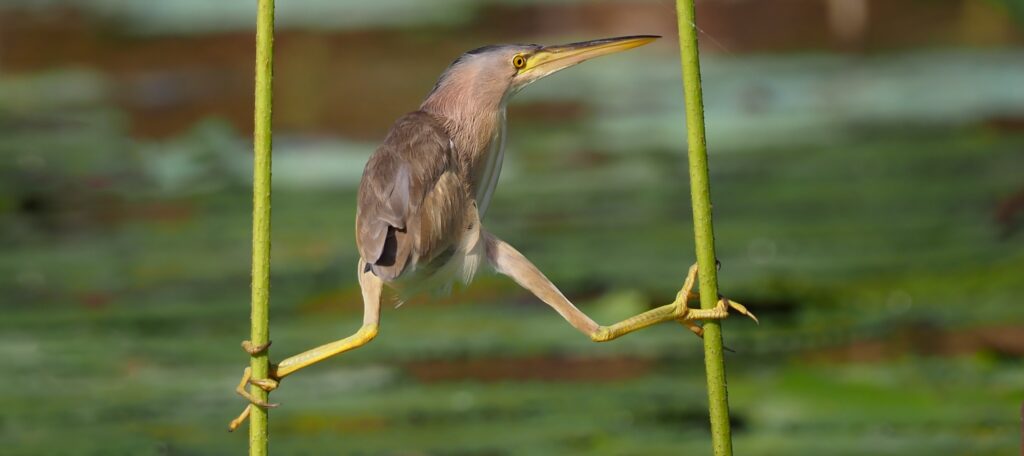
<box><xmin>230</xmin><ymin>35</ymin><xmax>756</xmax><ymax>430</ymax></box>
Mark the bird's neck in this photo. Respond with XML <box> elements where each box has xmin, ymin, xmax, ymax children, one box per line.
<box><xmin>420</xmin><ymin>79</ymin><xmax>507</xmax><ymax>161</ymax></box>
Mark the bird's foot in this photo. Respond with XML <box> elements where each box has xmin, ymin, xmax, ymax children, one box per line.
<box><xmin>228</xmin><ymin>342</ymin><xmax>281</xmax><ymax>432</ymax></box>
<box><xmin>671</xmin><ymin>263</ymin><xmax>759</xmax><ymax>328</ymax></box>
<box><xmin>677</xmin><ymin>296</ymin><xmax>759</xmax><ymax>324</ymax></box>
<box><xmin>228</xmin><ymin>367</ymin><xmax>280</xmax><ymax>431</ymax></box>
<box><xmin>587</xmin><ymin>262</ymin><xmax>757</xmax><ymax>345</ymax></box>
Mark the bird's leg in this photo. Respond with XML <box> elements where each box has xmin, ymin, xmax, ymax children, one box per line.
<box><xmin>483</xmin><ymin>232</ymin><xmax>755</xmax><ymax>342</ymax></box>
<box><xmin>271</xmin><ymin>262</ymin><xmax>382</xmax><ymax>379</ymax></box>
<box><xmin>483</xmin><ymin>232</ymin><xmax>602</xmax><ymax>335</ymax></box>
<box><xmin>228</xmin><ymin>261</ymin><xmax>383</xmax><ymax>431</ymax></box>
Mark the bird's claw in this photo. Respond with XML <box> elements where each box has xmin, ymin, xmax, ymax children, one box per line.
<box><xmin>672</xmin><ymin>262</ymin><xmax>759</xmax><ymax>332</ymax></box>
<box><xmin>228</xmin><ymin>366</ymin><xmax>281</xmax><ymax>432</ymax></box>
<box><xmin>675</xmin><ymin>296</ymin><xmax>759</xmax><ymax>324</ymax></box>
<box><xmin>234</xmin><ymin>366</ymin><xmax>280</xmax><ymax>406</ymax></box>
<box><xmin>249</xmin><ymin>376</ymin><xmax>279</xmax><ymax>392</ymax></box>
<box><xmin>675</xmin><ymin>299</ymin><xmax>749</xmax><ymax>352</ymax></box>
<box><xmin>723</xmin><ymin>298</ymin><xmax>759</xmax><ymax>325</ymax></box>
<box><xmin>241</xmin><ymin>339</ymin><xmax>272</xmax><ymax>355</ymax></box>
<box><xmin>678</xmin><ymin>319</ymin><xmax>704</xmax><ymax>338</ymax></box>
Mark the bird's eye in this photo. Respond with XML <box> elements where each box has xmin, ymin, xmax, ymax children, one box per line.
<box><xmin>512</xmin><ymin>54</ymin><xmax>526</xmax><ymax>69</ymax></box>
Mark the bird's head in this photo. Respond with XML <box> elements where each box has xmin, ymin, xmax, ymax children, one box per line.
<box><xmin>424</xmin><ymin>35</ymin><xmax>659</xmax><ymax>110</ymax></box>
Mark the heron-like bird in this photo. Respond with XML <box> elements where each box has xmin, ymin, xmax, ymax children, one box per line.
<box><xmin>230</xmin><ymin>35</ymin><xmax>756</xmax><ymax>430</ymax></box>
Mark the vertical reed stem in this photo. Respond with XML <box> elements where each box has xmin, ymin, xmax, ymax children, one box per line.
<box><xmin>674</xmin><ymin>1</ymin><xmax>734</xmax><ymax>454</ymax></box>
<box><xmin>249</xmin><ymin>0</ymin><xmax>275</xmax><ymax>454</ymax></box>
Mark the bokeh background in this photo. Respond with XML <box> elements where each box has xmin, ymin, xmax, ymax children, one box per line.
<box><xmin>3</xmin><ymin>0</ymin><xmax>1024</xmax><ymax>454</ymax></box>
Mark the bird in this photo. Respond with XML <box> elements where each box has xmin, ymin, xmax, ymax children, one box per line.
<box><xmin>230</xmin><ymin>35</ymin><xmax>756</xmax><ymax>430</ymax></box>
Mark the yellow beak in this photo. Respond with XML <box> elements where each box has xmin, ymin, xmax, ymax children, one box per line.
<box><xmin>519</xmin><ymin>35</ymin><xmax>660</xmax><ymax>81</ymax></box>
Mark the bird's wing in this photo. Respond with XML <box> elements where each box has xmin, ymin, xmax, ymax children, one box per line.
<box><xmin>356</xmin><ymin>111</ymin><xmax>469</xmax><ymax>281</ymax></box>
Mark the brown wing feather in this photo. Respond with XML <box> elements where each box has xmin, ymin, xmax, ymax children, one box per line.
<box><xmin>356</xmin><ymin>111</ymin><xmax>469</xmax><ymax>281</ymax></box>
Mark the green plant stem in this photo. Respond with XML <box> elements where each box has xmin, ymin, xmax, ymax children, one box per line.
<box><xmin>249</xmin><ymin>0</ymin><xmax>275</xmax><ymax>455</ymax></box>
<box><xmin>675</xmin><ymin>1</ymin><xmax>733</xmax><ymax>455</ymax></box>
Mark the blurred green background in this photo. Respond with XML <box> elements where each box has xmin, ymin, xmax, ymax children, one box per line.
<box><xmin>3</xmin><ymin>0</ymin><xmax>1024</xmax><ymax>454</ymax></box>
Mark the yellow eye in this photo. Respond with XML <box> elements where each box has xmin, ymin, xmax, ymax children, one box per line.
<box><xmin>512</xmin><ymin>54</ymin><xmax>526</xmax><ymax>69</ymax></box>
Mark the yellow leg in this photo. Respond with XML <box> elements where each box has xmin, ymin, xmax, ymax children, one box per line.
<box><xmin>273</xmin><ymin>323</ymin><xmax>378</xmax><ymax>378</ymax></box>
<box><xmin>228</xmin><ymin>261</ymin><xmax>383</xmax><ymax>431</ymax></box>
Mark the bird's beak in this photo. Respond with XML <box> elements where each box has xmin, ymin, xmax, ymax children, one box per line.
<box><xmin>515</xmin><ymin>35</ymin><xmax>659</xmax><ymax>86</ymax></box>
